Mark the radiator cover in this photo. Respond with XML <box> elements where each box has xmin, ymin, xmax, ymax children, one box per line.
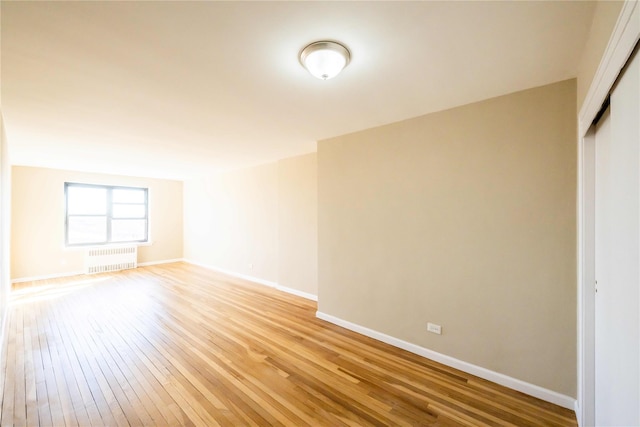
<box><xmin>85</xmin><ymin>245</ymin><xmax>138</xmax><ymax>274</ymax></box>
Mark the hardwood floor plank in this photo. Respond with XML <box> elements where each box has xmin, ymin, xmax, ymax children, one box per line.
<box><xmin>61</xmin><ymin>316</ymin><xmax>130</xmax><ymax>427</ymax></box>
<box><xmin>34</xmin><ymin>304</ymin><xmax>66</xmax><ymax>427</ymax></box>
<box><xmin>13</xmin><ymin>307</ymin><xmax>27</xmax><ymax>427</ymax></box>
<box><xmin>0</xmin><ymin>316</ymin><xmax>7</xmax><ymax>427</ymax></box>
<box><xmin>0</xmin><ymin>262</ymin><xmax>577</xmax><ymax>426</ymax></box>
<box><xmin>55</xmin><ymin>293</ymin><xmax>135</xmax><ymax>427</ymax></box>
<box><xmin>23</xmin><ymin>306</ymin><xmax>41</xmax><ymax>427</ymax></box>
<box><xmin>1</xmin><ymin>313</ymin><xmax>16</xmax><ymax>427</ymax></box>
<box><xmin>49</xmin><ymin>303</ymin><xmax>99</xmax><ymax>427</ymax></box>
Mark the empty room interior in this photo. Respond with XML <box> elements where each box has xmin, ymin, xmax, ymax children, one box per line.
<box><xmin>1</xmin><ymin>1</ymin><xmax>639</xmax><ymax>426</ymax></box>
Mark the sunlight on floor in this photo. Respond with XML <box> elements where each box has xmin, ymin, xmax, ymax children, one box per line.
<box><xmin>10</xmin><ymin>276</ymin><xmax>111</xmax><ymax>305</ymax></box>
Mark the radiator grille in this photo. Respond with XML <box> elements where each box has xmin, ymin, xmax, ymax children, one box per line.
<box><xmin>85</xmin><ymin>246</ymin><xmax>138</xmax><ymax>274</ymax></box>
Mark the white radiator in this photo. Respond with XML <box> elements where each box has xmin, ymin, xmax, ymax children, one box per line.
<box><xmin>85</xmin><ymin>245</ymin><xmax>138</xmax><ymax>274</ymax></box>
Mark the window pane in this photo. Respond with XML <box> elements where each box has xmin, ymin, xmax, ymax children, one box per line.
<box><xmin>111</xmin><ymin>219</ymin><xmax>147</xmax><ymax>242</ymax></box>
<box><xmin>67</xmin><ymin>187</ymin><xmax>107</xmax><ymax>215</ymax></box>
<box><xmin>68</xmin><ymin>216</ymin><xmax>107</xmax><ymax>244</ymax></box>
<box><xmin>113</xmin><ymin>188</ymin><xmax>145</xmax><ymax>204</ymax></box>
<box><xmin>112</xmin><ymin>204</ymin><xmax>146</xmax><ymax>218</ymax></box>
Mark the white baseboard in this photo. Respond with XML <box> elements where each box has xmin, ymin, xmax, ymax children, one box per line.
<box><xmin>138</xmin><ymin>258</ymin><xmax>185</xmax><ymax>267</ymax></box>
<box><xmin>575</xmin><ymin>401</ymin><xmax>582</xmax><ymax>427</ymax></box>
<box><xmin>183</xmin><ymin>259</ymin><xmax>318</xmax><ymax>302</ymax></box>
<box><xmin>11</xmin><ymin>270</ymin><xmax>85</xmax><ymax>283</ymax></box>
<box><xmin>11</xmin><ymin>259</ymin><xmax>185</xmax><ymax>283</ymax></box>
<box><xmin>0</xmin><ymin>306</ymin><xmax>7</xmax><ymax>352</ymax></box>
<box><xmin>0</xmin><ymin>308</ymin><xmax>5</xmax><ymax>335</ymax></box>
<box><xmin>272</xmin><ymin>283</ymin><xmax>318</xmax><ymax>302</ymax></box>
<box><xmin>316</xmin><ymin>311</ymin><xmax>577</xmax><ymax>411</ymax></box>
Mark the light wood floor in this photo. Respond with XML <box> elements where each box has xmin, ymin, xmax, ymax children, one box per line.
<box><xmin>0</xmin><ymin>262</ymin><xmax>577</xmax><ymax>426</ymax></box>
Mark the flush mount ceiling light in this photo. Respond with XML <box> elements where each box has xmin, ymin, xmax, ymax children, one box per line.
<box><xmin>299</xmin><ymin>41</ymin><xmax>351</xmax><ymax>80</ymax></box>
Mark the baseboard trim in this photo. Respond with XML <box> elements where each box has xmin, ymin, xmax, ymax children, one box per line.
<box><xmin>11</xmin><ymin>259</ymin><xmax>185</xmax><ymax>283</ymax></box>
<box><xmin>0</xmin><ymin>306</ymin><xmax>7</xmax><ymax>354</ymax></box>
<box><xmin>138</xmin><ymin>258</ymin><xmax>185</xmax><ymax>267</ymax></box>
<box><xmin>316</xmin><ymin>311</ymin><xmax>576</xmax><ymax>411</ymax></box>
<box><xmin>184</xmin><ymin>259</ymin><xmax>318</xmax><ymax>301</ymax></box>
<box><xmin>272</xmin><ymin>284</ymin><xmax>318</xmax><ymax>302</ymax></box>
<box><xmin>11</xmin><ymin>270</ymin><xmax>85</xmax><ymax>283</ymax></box>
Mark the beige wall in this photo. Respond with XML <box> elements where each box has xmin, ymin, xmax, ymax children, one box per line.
<box><xmin>184</xmin><ymin>153</ymin><xmax>318</xmax><ymax>296</ymax></box>
<box><xmin>278</xmin><ymin>154</ymin><xmax>317</xmax><ymax>295</ymax></box>
<box><xmin>10</xmin><ymin>166</ymin><xmax>183</xmax><ymax>279</ymax></box>
<box><xmin>184</xmin><ymin>162</ymin><xmax>280</xmax><ymax>282</ymax></box>
<box><xmin>318</xmin><ymin>80</ymin><xmax>577</xmax><ymax>397</ymax></box>
<box><xmin>577</xmin><ymin>1</ymin><xmax>624</xmax><ymax>110</ymax></box>
<box><xmin>0</xmin><ymin>112</ymin><xmax>11</xmax><ymax>340</ymax></box>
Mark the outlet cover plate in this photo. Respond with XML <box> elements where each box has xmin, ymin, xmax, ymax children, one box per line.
<box><xmin>427</xmin><ymin>322</ymin><xmax>442</xmax><ymax>335</ymax></box>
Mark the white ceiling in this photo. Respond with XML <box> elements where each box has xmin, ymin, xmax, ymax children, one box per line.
<box><xmin>2</xmin><ymin>1</ymin><xmax>596</xmax><ymax>180</ymax></box>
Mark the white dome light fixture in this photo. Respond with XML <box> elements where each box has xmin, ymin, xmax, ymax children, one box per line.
<box><xmin>299</xmin><ymin>41</ymin><xmax>351</xmax><ymax>80</ymax></box>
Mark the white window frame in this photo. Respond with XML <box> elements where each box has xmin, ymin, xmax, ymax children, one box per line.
<box><xmin>64</xmin><ymin>182</ymin><xmax>149</xmax><ymax>247</ymax></box>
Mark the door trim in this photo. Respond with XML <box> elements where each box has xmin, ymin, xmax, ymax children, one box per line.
<box><xmin>579</xmin><ymin>1</ymin><xmax>640</xmax><ymax>137</ymax></box>
<box><xmin>577</xmin><ymin>2</ymin><xmax>640</xmax><ymax>426</ymax></box>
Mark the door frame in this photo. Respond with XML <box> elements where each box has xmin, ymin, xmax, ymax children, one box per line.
<box><xmin>577</xmin><ymin>2</ymin><xmax>639</xmax><ymax>425</ymax></box>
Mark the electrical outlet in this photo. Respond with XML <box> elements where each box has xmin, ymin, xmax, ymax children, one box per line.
<box><xmin>249</xmin><ymin>263</ymin><xmax>253</xmax><ymax>270</ymax></box>
<box><xmin>427</xmin><ymin>322</ymin><xmax>442</xmax><ymax>335</ymax></box>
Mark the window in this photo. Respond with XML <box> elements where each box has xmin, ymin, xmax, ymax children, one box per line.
<box><xmin>65</xmin><ymin>183</ymin><xmax>148</xmax><ymax>246</ymax></box>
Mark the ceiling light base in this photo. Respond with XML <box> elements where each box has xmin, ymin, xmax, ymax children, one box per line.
<box><xmin>299</xmin><ymin>41</ymin><xmax>351</xmax><ymax>80</ymax></box>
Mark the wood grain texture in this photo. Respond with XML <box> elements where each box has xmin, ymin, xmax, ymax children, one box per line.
<box><xmin>1</xmin><ymin>262</ymin><xmax>577</xmax><ymax>426</ymax></box>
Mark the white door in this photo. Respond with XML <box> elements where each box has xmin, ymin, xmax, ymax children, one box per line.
<box><xmin>594</xmin><ymin>49</ymin><xmax>640</xmax><ymax>426</ymax></box>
